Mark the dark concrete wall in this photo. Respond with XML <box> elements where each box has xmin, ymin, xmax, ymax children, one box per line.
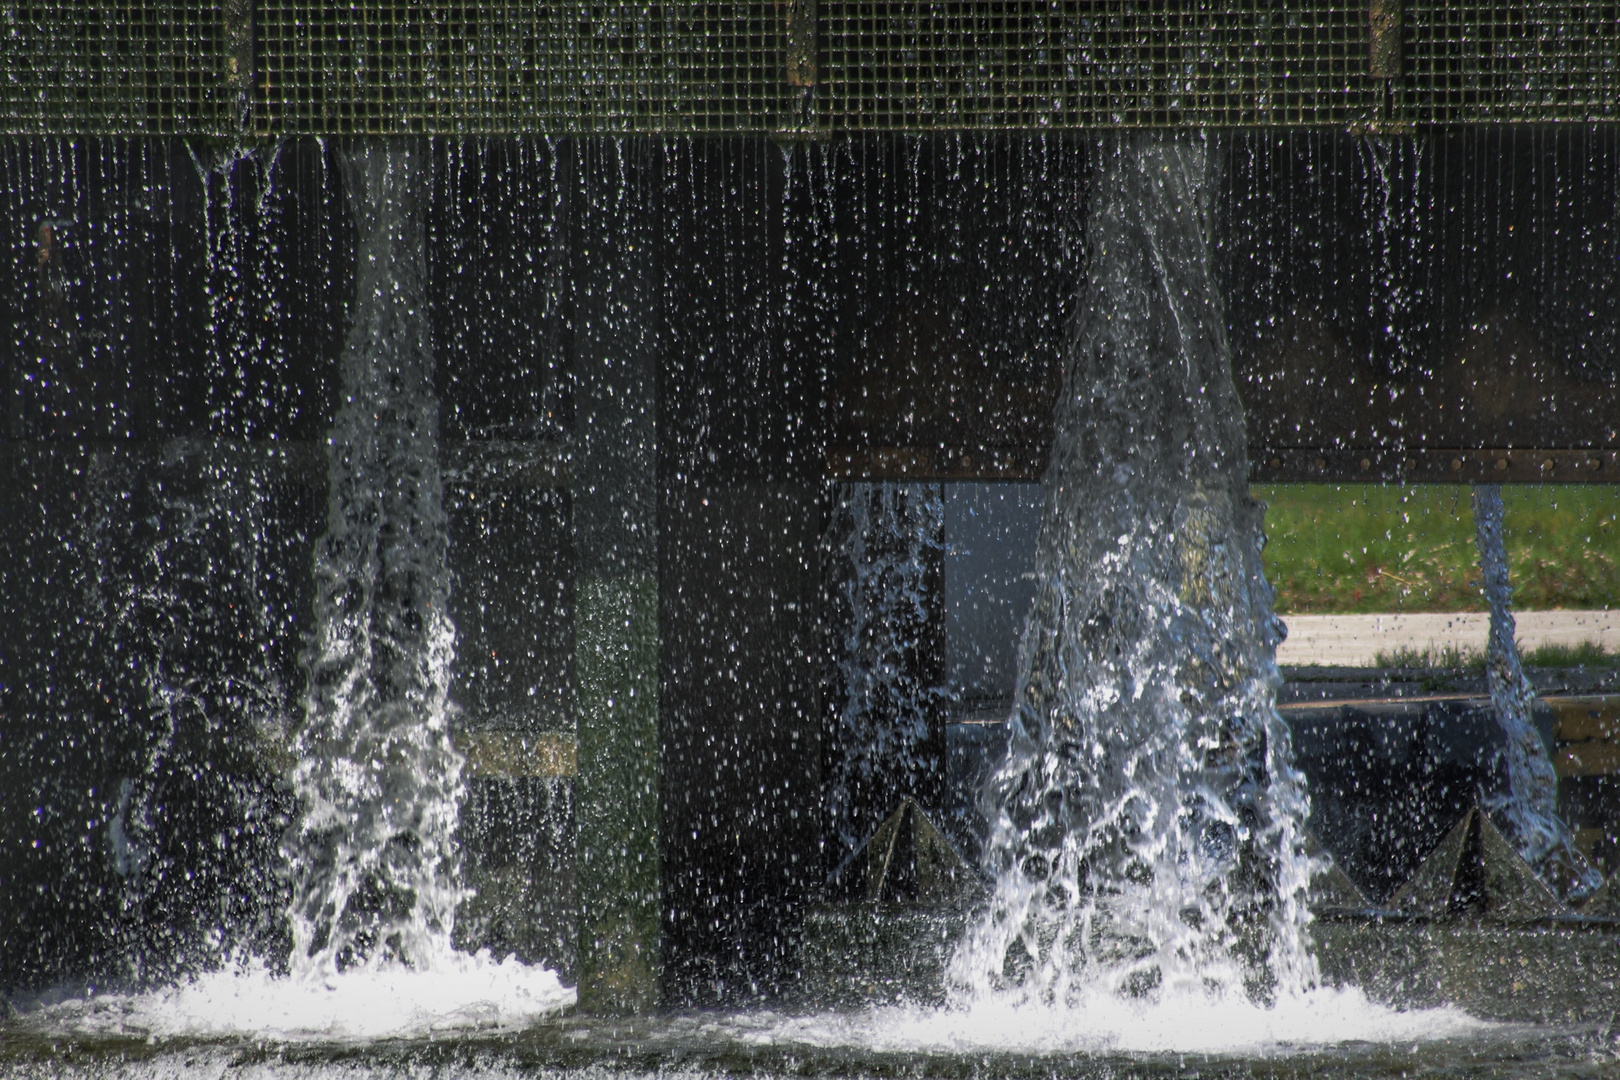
<box><xmin>657</xmin><ymin>138</ymin><xmax>824</xmax><ymax>1003</ymax></box>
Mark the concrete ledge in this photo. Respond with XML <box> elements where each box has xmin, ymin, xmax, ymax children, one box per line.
<box><xmin>798</xmin><ymin>907</ymin><xmax>966</xmax><ymax>1006</ymax></box>
<box><xmin>1313</xmin><ymin>917</ymin><xmax>1620</xmax><ymax>1024</ymax></box>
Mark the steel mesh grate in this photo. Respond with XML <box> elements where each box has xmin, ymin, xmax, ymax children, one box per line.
<box><xmin>0</xmin><ymin>1</ymin><xmax>228</xmax><ymax>134</ymax></box>
<box><xmin>0</xmin><ymin>1</ymin><xmax>1613</xmax><ymax>134</ymax></box>
<box><xmin>818</xmin><ymin>0</ymin><xmax>1379</xmax><ymax>129</ymax></box>
<box><xmin>252</xmin><ymin>0</ymin><xmax>790</xmax><ymax>135</ymax></box>
<box><xmin>1402</xmin><ymin>1</ymin><xmax>1620</xmax><ymax>122</ymax></box>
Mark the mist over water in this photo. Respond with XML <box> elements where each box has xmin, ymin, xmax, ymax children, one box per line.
<box><xmin>748</xmin><ymin>989</ymin><xmax>1483</xmax><ymax>1055</ymax></box>
<box><xmin>950</xmin><ymin>132</ymin><xmax>1316</xmax><ymax>1007</ymax></box>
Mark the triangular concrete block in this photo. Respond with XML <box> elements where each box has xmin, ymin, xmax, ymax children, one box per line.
<box><xmin>1390</xmin><ymin>810</ymin><xmax>1475</xmax><ymax>915</ymax></box>
<box><xmin>1390</xmin><ymin>807</ymin><xmax>1567</xmax><ymax>921</ymax></box>
<box><xmin>1304</xmin><ymin>830</ymin><xmax>1369</xmax><ymax>911</ymax></box>
<box><xmin>833</xmin><ymin>797</ymin><xmax>981</xmax><ymax>908</ymax></box>
<box><xmin>1577</xmin><ymin>872</ymin><xmax>1620</xmax><ymax>918</ymax></box>
<box><xmin>1537</xmin><ymin>843</ymin><xmax>1604</xmax><ymax>905</ymax></box>
<box><xmin>905</xmin><ymin>800</ymin><xmax>980</xmax><ymax>906</ymax></box>
<box><xmin>1473</xmin><ymin>811</ymin><xmax>1568</xmax><ymax>920</ymax></box>
<box><xmin>859</xmin><ymin>801</ymin><xmax>908</xmax><ymax>901</ymax></box>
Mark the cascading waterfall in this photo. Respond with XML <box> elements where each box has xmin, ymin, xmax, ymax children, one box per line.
<box><xmin>950</xmin><ymin>132</ymin><xmax>1315</xmax><ymax>1007</ymax></box>
<box><xmin>829</xmin><ymin>482</ymin><xmax>946</xmax><ymax>858</ymax></box>
<box><xmin>1471</xmin><ymin>485</ymin><xmax>1601</xmax><ymax>900</ymax></box>
<box><xmin>286</xmin><ymin>140</ymin><xmax>465</xmax><ymax>974</ymax></box>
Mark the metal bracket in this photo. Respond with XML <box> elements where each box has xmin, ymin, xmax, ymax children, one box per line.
<box><xmin>786</xmin><ymin>0</ymin><xmax>817</xmax><ymax>88</ymax></box>
<box><xmin>1369</xmin><ymin>0</ymin><xmax>1401</xmax><ymax>79</ymax></box>
<box><xmin>776</xmin><ymin>0</ymin><xmax>822</xmax><ymax>137</ymax></box>
<box><xmin>223</xmin><ymin>0</ymin><xmax>253</xmax><ymax>129</ymax></box>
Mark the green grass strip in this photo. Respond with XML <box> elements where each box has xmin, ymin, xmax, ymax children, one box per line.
<box><xmin>1256</xmin><ymin>483</ymin><xmax>1620</xmax><ymax>616</ymax></box>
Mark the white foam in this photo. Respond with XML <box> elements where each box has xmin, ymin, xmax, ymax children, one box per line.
<box><xmin>729</xmin><ymin>986</ymin><xmax>1484</xmax><ymax>1056</ymax></box>
<box><xmin>25</xmin><ymin>951</ymin><xmax>574</xmax><ymax>1042</ymax></box>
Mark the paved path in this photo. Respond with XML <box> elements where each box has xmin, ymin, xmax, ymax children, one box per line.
<box><xmin>1276</xmin><ymin>610</ymin><xmax>1618</xmax><ymax>667</ymax></box>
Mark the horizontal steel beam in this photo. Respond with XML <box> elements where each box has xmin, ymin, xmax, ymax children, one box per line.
<box><xmin>1254</xmin><ymin>447</ymin><xmax>1620</xmax><ymax>484</ymax></box>
<box><xmin>827</xmin><ymin>445</ymin><xmax>1620</xmax><ymax>484</ymax></box>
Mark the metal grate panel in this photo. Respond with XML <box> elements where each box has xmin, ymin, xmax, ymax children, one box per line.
<box><xmin>253</xmin><ymin>1</ymin><xmax>790</xmax><ymax>135</ymax></box>
<box><xmin>1403</xmin><ymin>1</ymin><xmax>1620</xmax><ymax>122</ymax></box>
<box><xmin>0</xmin><ymin>2</ymin><xmax>1614</xmax><ymax>134</ymax></box>
<box><xmin>0</xmin><ymin>1</ymin><xmax>230</xmax><ymax>134</ymax></box>
<box><xmin>818</xmin><ymin>0</ymin><xmax>1380</xmax><ymax>129</ymax></box>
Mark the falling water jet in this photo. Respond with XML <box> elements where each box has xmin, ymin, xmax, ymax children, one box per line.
<box><xmin>829</xmin><ymin>482</ymin><xmax>947</xmax><ymax>860</ymax></box>
<box><xmin>1471</xmin><ymin>484</ymin><xmax>1601</xmax><ymax>901</ymax></box>
<box><xmin>286</xmin><ymin>139</ymin><xmax>465</xmax><ymax>976</ymax></box>
<box><xmin>950</xmin><ymin>131</ymin><xmax>1315</xmax><ymax>1008</ymax></box>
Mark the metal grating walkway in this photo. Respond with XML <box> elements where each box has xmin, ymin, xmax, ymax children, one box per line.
<box><xmin>1</xmin><ymin>1</ymin><xmax>1616</xmax><ymax>134</ymax></box>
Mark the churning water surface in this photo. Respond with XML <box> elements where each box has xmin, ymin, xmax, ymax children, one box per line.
<box><xmin>5</xmin><ymin>994</ymin><xmax>1613</xmax><ymax>1080</ymax></box>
